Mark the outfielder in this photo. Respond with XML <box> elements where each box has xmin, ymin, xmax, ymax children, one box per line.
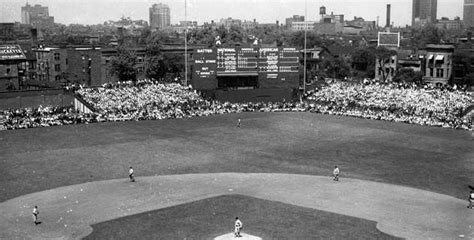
<box><xmin>129</xmin><ymin>166</ymin><xmax>135</xmax><ymax>182</ymax></box>
<box><xmin>33</xmin><ymin>206</ymin><xmax>39</xmax><ymax>225</ymax></box>
<box><xmin>333</xmin><ymin>166</ymin><xmax>340</xmax><ymax>181</ymax></box>
<box><xmin>468</xmin><ymin>190</ymin><xmax>474</xmax><ymax>209</ymax></box>
<box><xmin>234</xmin><ymin>217</ymin><xmax>242</xmax><ymax>237</ymax></box>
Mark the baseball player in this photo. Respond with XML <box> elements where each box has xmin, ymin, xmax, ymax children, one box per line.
<box><xmin>33</xmin><ymin>206</ymin><xmax>39</xmax><ymax>225</ymax></box>
<box><xmin>237</xmin><ymin>119</ymin><xmax>241</xmax><ymax>128</ymax></box>
<box><xmin>468</xmin><ymin>190</ymin><xmax>474</xmax><ymax>209</ymax></box>
<box><xmin>129</xmin><ymin>166</ymin><xmax>135</xmax><ymax>182</ymax></box>
<box><xmin>333</xmin><ymin>166</ymin><xmax>340</xmax><ymax>181</ymax></box>
<box><xmin>234</xmin><ymin>217</ymin><xmax>242</xmax><ymax>237</ymax></box>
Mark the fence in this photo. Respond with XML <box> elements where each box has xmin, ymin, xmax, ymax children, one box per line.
<box><xmin>0</xmin><ymin>92</ymin><xmax>74</xmax><ymax>110</ymax></box>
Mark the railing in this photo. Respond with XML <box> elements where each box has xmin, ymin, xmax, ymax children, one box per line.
<box><xmin>73</xmin><ymin>94</ymin><xmax>96</xmax><ymax>114</ymax></box>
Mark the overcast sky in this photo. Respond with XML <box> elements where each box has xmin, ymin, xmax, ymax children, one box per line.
<box><xmin>0</xmin><ymin>0</ymin><xmax>464</xmax><ymax>27</ymax></box>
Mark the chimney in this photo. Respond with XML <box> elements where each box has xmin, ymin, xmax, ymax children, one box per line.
<box><xmin>30</xmin><ymin>28</ymin><xmax>38</xmax><ymax>44</ymax></box>
<box><xmin>386</xmin><ymin>4</ymin><xmax>391</xmax><ymax>28</ymax></box>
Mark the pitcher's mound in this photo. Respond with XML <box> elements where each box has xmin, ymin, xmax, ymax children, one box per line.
<box><xmin>214</xmin><ymin>232</ymin><xmax>262</xmax><ymax>240</ymax></box>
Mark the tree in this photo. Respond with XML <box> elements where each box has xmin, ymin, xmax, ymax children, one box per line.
<box><xmin>320</xmin><ymin>56</ymin><xmax>351</xmax><ymax>79</ymax></box>
<box><xmin>144</xmin><ymin>32</ymin><xmax>166</xmax><ymax>81</ymax></box>
<box><xmin>393</xmin><ymin>68</ymin><xmax>423</xmax><ymax>84</ymax></box>
<box><xmin>375</xmin><ymin>47</ymin><xmax>397</xmax><ymax>81</ymax></box>
<box><xmin>351</xmin><ymin>46</ymin><xmax>376</xmax><ymax>79</ymax></box>
<box><xmin>410</xmin><ymin>25</ymin><xmax>447</xmax><ymax>49</ymax></box>
<box><xmin>110</xmin><ymin>47</ymin><xmax>138</xmax><ymax>82</ymax></box>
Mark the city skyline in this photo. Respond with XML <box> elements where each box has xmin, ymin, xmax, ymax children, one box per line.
<box><xmin>0</xmin><ymin>0</ymin><xmax>464</xmax><ymax>27</ymax></box>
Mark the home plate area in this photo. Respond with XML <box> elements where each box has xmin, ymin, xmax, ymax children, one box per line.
<box><xmin>214</xmin><ymin>232</ymin><xmax>262</xmax><ymax>240</ymax></box>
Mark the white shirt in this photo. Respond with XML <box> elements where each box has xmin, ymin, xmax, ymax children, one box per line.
<box><xmin>235</xmin><ymin>219</ymin><xmax>242</xmax><ymax>228</ymax></box>
<box><xmin>33</xmin><ymin>208</ymin><xmax>38</xmax><ymax>215</ymax></box>
<box><xmin>129</xmin><ymin>168</ymin><xmax>133</xmax><ymax>175</ymax></box>
<box><xmin>333</xmin><ymin>168</ymin><xmax>340</xmax><ymax>175</ymax></box>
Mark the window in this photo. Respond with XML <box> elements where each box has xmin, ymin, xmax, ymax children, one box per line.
<box><xmin>6</xmin><ymin>68</ymin><xmax>10</xmax><ymax>74</ymax></box>
<box><xmin>65</xmin><ymin>58</ymin><xmax>68</xmax><ymax>65</ymax></box>
<box><xmin>54</xmin><ymin>53</ymin><xmax>60</xmax><ymax>61</ymax></box>
<box><xmin>436</xmin><ymin>69</ymin><xmax>444</xmax><ymax>78</ymax></box>
<box><xmin>55</xmin><ymin>75</ymin><xmax>61</xmax><ymax>81</ymax></box>
<box><xmin>55</xmin><ymin>64</ymin><xmax>61</xmax><ymax>72</ymax></box>
<box><xmin>430</xmin><ymin>68</ymin><xmax>434</xmax><ymax>77</ymax></box>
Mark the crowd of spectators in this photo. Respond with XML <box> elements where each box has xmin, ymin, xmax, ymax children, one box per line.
<box><xmin>1</xmin><ymin>80</ymin><xmax>472</xmax><ymax>131</ymax></box>
<box><xmin>304</xmin><ymin>82</ymin><xmax>473</xmax><ymax>130</ymax></box>
<box><xmin>0</xmin><ymin>106</ymin><xmax>97</xmax><ymax>130</ymax></box>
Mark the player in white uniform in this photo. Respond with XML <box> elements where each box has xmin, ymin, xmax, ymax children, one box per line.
<box><xmin>468</xmin><ymin>190</ymin><xmax>474</xmax><ymax>209</ymax></box>
<box><xmin>234</xmin><ymin>217</ymin><xmax>242</xmax><ymax>237</ymax></box>
<box><xmin>33</xmin><ymin>206</ymin><xmax>39</xmax><ymax>225</ymax></box>
<box><xmin>237</xmin><ymin>119</ymin><xmax>241</xmax><ymax>128</ymax></box>
<box><xmin>129</xmin><ymin>166</ymin><xmax>135</xmax><ymax>182</ymax></box>
<box><xmin>333</xmin><ymin>166</ymin><xmax>340</xmax><ymax>181</ymax></box>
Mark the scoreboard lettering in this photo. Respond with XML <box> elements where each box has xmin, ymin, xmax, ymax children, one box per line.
<box><xmin>192</xmin><ymin>47</ymin><xmax>300</xmax><ymax>90</ymax></box>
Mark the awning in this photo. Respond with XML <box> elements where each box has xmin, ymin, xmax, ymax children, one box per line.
<box><xmin>435</xmin><ymin>55</ymin><xmax>445</xmax><ymax>61</ymax></box>
<box><xmin>428</xmin><ymin>54</ymin><xmax>434</xmax><ymax>60</ymax></box>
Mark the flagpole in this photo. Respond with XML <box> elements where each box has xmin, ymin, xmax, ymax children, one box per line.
<box><xmin>303</xmin><ymin>0</ymin><xmax>307</xmax><ymax>95</ymax></box>
<box><xmin>184</xmin><ymin>0</ymin><xmax>188</xmax><ymax>86</ymax></box>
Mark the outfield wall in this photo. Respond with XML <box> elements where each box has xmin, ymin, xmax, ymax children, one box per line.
<box><xmin>0</xmin><ymin>90</ymin><xmax>74</xmax><ymax>110</ymax></box>
<box><xmin>201</xmin><ymin>88</ymin><xmax>298</xmax><ymax>103</ymax></box>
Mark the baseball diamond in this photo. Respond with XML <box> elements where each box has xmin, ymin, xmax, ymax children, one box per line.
<box><xmin>0</xmin><ymin>112</ymin><xmax>473</xmax><ymax>239</ymax></box>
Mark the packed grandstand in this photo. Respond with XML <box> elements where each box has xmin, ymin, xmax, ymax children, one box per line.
<box><xmin>0</xmin><ymin>79</ymin><xmax>472</xmax><ymax>131</ymax></box>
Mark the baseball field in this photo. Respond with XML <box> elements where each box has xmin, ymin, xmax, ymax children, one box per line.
<box><xmin>0</xmin><ymin>112</ymin><xmax>473</xmax><ymax>239</ymax></box>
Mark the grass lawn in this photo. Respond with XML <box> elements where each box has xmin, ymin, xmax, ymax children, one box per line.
<box><xmin>0</xmin><ymin>112</ymin><xmax>472</xmax><ymax>203</ymax></box>
<box><xmin>84</xmin><ymin>194</ymin><xmax>401</xmax><ymax>240</ymax></box>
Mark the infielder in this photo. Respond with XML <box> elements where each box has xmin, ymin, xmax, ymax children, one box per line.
<box><xmin>234</xmin><ymin>217</ymin><xmax>242</xmax><ymax>237</ymax></box>
<box><xmin>33</xmin><ymin>206</ymin><xmax>39</xmax><ymax>225</ymax></box>
<box><xmin>333</xmin><ymin>166</ymin><xmax>340</xmax><ymax>181</ymax></box>
<box><xmin>129</xmin><ymin>166</ymin><xmax>135</xmax><ymax>182</ymax></box>
<box><xmin>468</xmin><ymin>190</ymin><xmax>474</xmax><ymax>209</ymax></box>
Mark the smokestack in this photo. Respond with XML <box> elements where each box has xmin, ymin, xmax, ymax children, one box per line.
<box><xmin>386</xmin><ymin>4</ymin><xmax>391</xmax><ymax>29</ymax></box>
<box><xmin>30</xmin><ymin>28</ymin><xmax>38</xmax><ymax>44</ymax></box>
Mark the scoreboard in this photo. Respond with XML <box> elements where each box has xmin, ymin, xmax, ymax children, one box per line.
<box><xmin>192</xmin><ymin>47</ymin><xmax>300</xmax><ymax>90</ymax></box>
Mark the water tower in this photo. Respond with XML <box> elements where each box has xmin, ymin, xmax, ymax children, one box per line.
<box><xmin>320</xmin><ymin>6</ymin><xmax>326</xmax><ymax>21</ymax></box>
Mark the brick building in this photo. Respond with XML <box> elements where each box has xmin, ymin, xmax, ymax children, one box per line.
<box><xmin>34</xmin><ymin>47</ymin><xmax>67</xmax><ymax>86</ymax></box>
<box><xmin>21</xmin><ymin>3</ymin><xmax>55</xmax><ymax>29</ymax></box>
<box><xmin>149</xmin><ymin>3</ymin><xmax>170</xmax><ymax>30</ymax></box>
<box><xmin>423</xmin><ymin>44</ymin><xmax>455</xmax><ymax>87</ymax></box>
<box><xmin>0</xmin><ymin>45</ymin><xmax>27</xmax><ymax>91</ymax></box>
<box><xmin>66</xmin><ymin>48</ymin><xmax>102</xmax><ymax>86</ymax></box>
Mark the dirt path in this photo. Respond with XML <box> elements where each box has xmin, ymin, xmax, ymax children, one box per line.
<box><xmin>0</xmin><ymin>173</ymin><xmax>472</xmax><ymax>240</ymax></box>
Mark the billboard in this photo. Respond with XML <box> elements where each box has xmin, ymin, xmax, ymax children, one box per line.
<box><xmin>0</xmin><ymin>45</ymin><xmax>27</xmax><ymax>61</ymax></box>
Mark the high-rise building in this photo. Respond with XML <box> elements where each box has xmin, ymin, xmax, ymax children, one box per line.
<box><xmin>149</xmin><ymin>3</ymin><xmax>170</xmax><ymax>29</ymax></box>
<box><xmin>464</xmin><ymin>0</ymin><xmax>474</xmax><ymax>29</ymax></box>
<box><xmin>412</xmin><ymin>0</ymin><xmax>437</xmax><ymax>27</ymax></box>
<box><xmin>21</xmin><ymin>3</ymin><xmax>54</xmax><ymax>28</ymax></box>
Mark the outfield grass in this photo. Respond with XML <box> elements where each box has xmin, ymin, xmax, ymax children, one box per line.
<box><xmin>84</xmin><ymin>194</ymin><xmax>400</xmax><ymax>240</ymax></box>
<box><xmin>0</xmin><ymin>112</ymin><xmax>472</xmax><ymax>203</ymax></box>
